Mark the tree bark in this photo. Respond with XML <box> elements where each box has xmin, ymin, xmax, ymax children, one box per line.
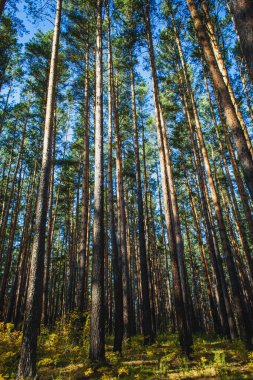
<box><xmin>17</xmin><ymin>0</ymin><xmax>62</xmax><ymax>376</ymax></box>
<box><xmin>130</xmin><ymin>55</ymin><xmax>153</xmax><ymax>344</ymax></box>
<box><xmin>0</xmin><ymin>0</ymin><xmax>7</xmax><ymax>18</ymax></box>
<box><xmin>106</xmin><ymin>4</ymin><xmax>124</xmax><ymax>352</ymax></box>
<box><xmin>171</xmin><ymin>11</ymin><xmax>232</xmax><ymax>338</ymax></box>
<box><xmin>200</xmin><ymin>0</ymin><xmax>253</xmax><ymax>158</ymax></box>
<box><xmin>77</xmin><ymin>47</ymin><xmax>90</xmax><ymax>316</ymax></box>
<box><xmin>186</xmin><ymin>0</ymin><xmax>253</xmax><ymax>200</ymax></box>
<box><xmin>89</xmin><ymin>0</ymin><xmax>105</xmax><ymax>362</ymax></box>
<box><xmin>228</xmin><ymin>0</ymin><xmax>253</xmax><ymax>81</ymax></box>
<box><xmin>143</xmin><ymin>0</ymin><xmax>192</xmax><ymax>355</ymax></box>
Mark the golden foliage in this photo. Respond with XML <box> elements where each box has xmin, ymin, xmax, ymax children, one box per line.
<box><xmin>0</xmin><ymin>319</ymin><xmax>253</xmax><ymax>379</ymax></box>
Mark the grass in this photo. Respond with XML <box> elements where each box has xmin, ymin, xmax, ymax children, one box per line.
<box><xmin>0</xmin><ymin>320</ymin><xmax>253</xmax><ymax>379</ymax></box>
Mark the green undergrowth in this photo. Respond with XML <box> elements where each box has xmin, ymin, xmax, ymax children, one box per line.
<box><xmin>0</xmin><ymin>317</ymin><xmax>253</xmax><ymax>379</ymax></box>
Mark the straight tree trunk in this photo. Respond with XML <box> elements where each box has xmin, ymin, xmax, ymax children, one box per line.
<box><xmin>17</xmin><ymin>0</ymin><xmax>62</xmax><ymax>376</ymax></box>
<box><xmin>143</xmin><ymin>0</ymin><xmax>192</xmax><ymax>355</ymax></box>
<box><xmin>183</xmin><ymin>67</ymin><xmax>251</xmax><ymax>346</ymax></box>
<box><xmin>184</xmin><ymin>165</ymin><xmax>223</xmax><ymax>335</ymax></box>
<box><xmin>42</xmin><ymin>114</ymin><xmax>56</xmax><ymax>326</ymax></box>
<box><xmin>0</xmin><ymin>163</ymin><xmax>23</xmax><ymax>319</ymax></box>
<box><xmin>210</xmin><ymin>82</ymin><xmax>253</xmax><ymax>246</ymax></box>
<box><xmin>130</xmin><ymin>55</ymin><xmax>153</xmax><ymax>344</ymax></box>
<box><xmin>156</xmin><ymin>163</ymin><xmax>172</xmax><ymax>322</ymax></box>
<box><xmin>172</xmin><ymin>20</ymin><xmax>232</xmax><ymax>337</ymax></box>
<box><xmin>177</xmin><ymin>65</ymin><xmax>234</xmax><ymax>338</ymax></box>
<box><xmin>114</xmin><ymin>83</ymin><xmax>132</xmax><ymax>338</ymax></box>
<box><xmin>77</xmin><ymin>47</ymin><xmax>90</xmax><ymax>316</ymax></box>
<box><xmin>0</xmin><ymin>119</ymin><xmax>27</xmax><ymax>257</ymax></box>
<box><xmin>109</xmin><ymin>62</ymin><xmax>132</xmax><ymax>336</ymax></box>
<box><xmin>202</xmin><ymin>68</ymin><xmax>253</xmax><ymax>278</ymax></box>
<box><xmin>89</xmin><ymin>0</ymin><xmax>105</xmax><ymax>362</ymax></box>
<box><xmin>106</xmin><ymin>5</ymin><xmax>124</xmax><ymax>351</ymax></box>
<box><xmin>6</xmin><ymin>157</ymin><xmax>38</xmax><ymax>323</ymax></box>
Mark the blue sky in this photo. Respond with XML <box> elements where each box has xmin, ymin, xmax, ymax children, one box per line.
<box><xmin>15</xmin><ymin>0</ymin><xmax>54</xmax><ymax>44</ymax></box>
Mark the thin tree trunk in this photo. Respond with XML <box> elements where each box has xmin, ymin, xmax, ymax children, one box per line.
<box><xmin>77</xmin><ymin>47</ymin><xmax>90</xmax><ymax>316</ymax></box>
<box><xmin>6</xmin><ymin>157</ymin><xmax>38</xmax><ymax>323</ymax></box>
<box><xmin>17</xmin><ymin>0</ymin><xmax>62</xmax><ymax>376</ymax></box>
<box><xmin>109</xmin><ymin>66</ymin><xmax>131</xmax><ymax>335</ymax></box>
<box><xmin>202</xmin><ymin>67</ymin><xmax>253</xmax><ymax>279</ymax></box>
<box><xmin>130</xmin><ymin>55</ymin><xmax>153</xmax><ymax>344</ymax></box>
<box><xmin>106</xmin><ymin>5</ymin><xmax>124</xmax><ymax>351</ymax></box>
<box><xmin>143</xmin><ymin>0</ymin><xmax>192</xmax><ymax>355</ymax></box>
<box><xmin>174</xmin><ymin>29</ymin><xmax>232</xmax><ymax>337</ymax></box>
<box><xmin>89</xmin><ymin>0</ymin><xmax>105</xmax><ymax>362</ymax></box>
<box><xmin>0</xmin><ymin>120</ymin><xmax>27</xmax><ymax>257</ymax></box>
<box><xmin>0</xmin><ymin>163</ymin><xmax>23</xmax><ymax>319</ymax></box>
<box><xmin>184</xmin><ymin>166</ymin><xmax>223</xmax><ymax>335</ymax></box>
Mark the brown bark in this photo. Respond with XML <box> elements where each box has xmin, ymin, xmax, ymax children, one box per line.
<box><xmin>106</xmin><ymin>5</ymin><xmax>124</xmax><ymax>351</ymax></box>
<box><xmin>113</xmin><ymin>75</ymin><xmax>132</xmax><ymax>338</ymax></box>
<box><xmin>0</xmin><ymin>120</ymin><xmax>27</xmax><ymax>257</ymax></box>
<box><xmin>77</xmin><ymin>47</ymin><xmax>90</xmax><ymax>316</ymax></box>
<box><xmin>186</xmin><ymin>0</ymin><xmax>253</xmax><ymax>200</ymax></box>
<box><xmin>228</xmin><ymin>0</ymin><xmax>253</xmax><ymax>81</ymax></box>
<box><xmin>156</xmin><ymin>163</ymin><xmax>172</xmax><ymax>322</ymax></box>
<box><xmin>202</xmin><ymin>68</ymin><xmax>253</xmax><ymax>280</ymax></box>
<box><xmin>42</xmin><ymin>112</ymin><xmax>57</xmax><ymax>325</ymax></box>
<box><xmin>143</xmin><ymin>0</ymin><xmax>192</xmax><ymax>354</ymax></box>
<box><xmin>17</xmin><ymin>0</ymin><xmax>62</xmax><ymax>376</ymax></box>
<box><xmin>130</xmin><ymin>55</ymin><xmax>153</xmax><ymax>344</ymax></box>
<box><xmin>184</xmin><ymin>169</ymin><xmax>223</xmax><ymax>335</ymax></box>
<box><xmin>239</xmin><ymin>64</ymin><xmax>253</xmax><ymax>122</ymax></box>
<box><xmin>0</xmin><ymin>162</ymin><xmax>23</xmax><ymax>319</ymax></box>
<box><xmin>89</xmin><ymin>0</ymin><xmax>105</xmax><ymax>362</ymax></box>
<box><xmin>200</xmin><ymin>0</ymin><xmax>253</xmax><ymax>158</ymax></box>
<box><xmin>107</xmin><ymin>37</ymin><xmax>132</xmax><ymax>336</ymax></box>
<box><xmin>209</xmin><ymin>79</ymin><xmax>253</xmax><ymax>246</ymax></box>
<box><xmin>6</xmin><ymin>157</ymin><xmax>38</xmax><ymax>324</ymax></box>
<box><xmin>0</xmin><ymin>0</ymin><xmax>7</xmax><ymax>17</ymax></box>
<box><xmin>173</xmin><ymin>24</ymin><xmax>232</xmax><ymax>337</ymax></box>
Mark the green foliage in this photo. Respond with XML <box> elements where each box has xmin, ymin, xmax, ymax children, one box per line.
<box><xmin>0</xmin><ymin>15</ymin><xmax>18</xmax><ymax>88</ymax></box>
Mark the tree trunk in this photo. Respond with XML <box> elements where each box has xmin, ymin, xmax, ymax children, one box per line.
<box><xmin>200</xmin><ymin>0</ymin><xmax>253</xmax><ymax>158</ymax></box>
<box><xmin>228</xmin><ymin>0</ymin><xmax>253</xmax><ymax>81</ymax></box>
<box><xmin>186</xmin><ymin>0</ymin><xmax>253</xmax><ymax>200</ymax></box>
<box><xmin>17</xmin><ymin>0</ymin><xmax>62</xmax><ymax>376</ymax></box>
<box><xmin>171</xmin><ymin>14</ymin><xmax>232</xmax><ymax>338</ymax></box>
<box><xmin>89</xmin><ymin>0</ymin><xmax>105</xmax><ymax>362</ymax></box>
<box><xmin>77</xmin><ymin>47</ymin><xmax>90</xmax><ymax>316</ymax></box>
<box><xmin>6</xmin><ymin>157</ymin><xmax>38</xmax><ymax>323</ymax></box>
<box><xmin>106</xmin><ymin>4</ymin><xmax>124</xmax><ymax>352</ymax></box>
<box><xmin>184</xmin><ymin>166</ymin><xmax>223</xmax><ymax>335</ymax></box>
<box><xmin>143</xmin><ymin>0</ymin><xmax>192</xmax><ymax>355</ymax></box>
<box><xmin>202</xmin><ymin>67</ymin><xmax>253</xmax><ymax>280</ymax></box>
<box><xmin>0</xmin><ymin>162</ymin><xmax>23</xmax><ymax>319</ymax></box>
<box><xmin>130</xmin><ymin>55</ymin><xmax>153</xmax><ymax>344</ymax></box>
<box><xmin>0</xmin><ymin>0</ymin><xmax>7</xmax><ymax>17</ymax></box>
<box><xmin>183</xmin><ymin>63</ymin><xmax>251</xmax><ymax>346</ymax></box>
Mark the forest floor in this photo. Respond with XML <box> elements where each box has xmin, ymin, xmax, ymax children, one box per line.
<box><xmin>1</xmin><ymin>320</ymin><xmax>253</xmax><ymax>379</ymax></box>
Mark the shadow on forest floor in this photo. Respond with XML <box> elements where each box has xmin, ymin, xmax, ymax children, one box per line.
<box><xmin>0</xmin><ymin>320</ymin><xmax>253</xmax><ymax>379</ymax></box>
